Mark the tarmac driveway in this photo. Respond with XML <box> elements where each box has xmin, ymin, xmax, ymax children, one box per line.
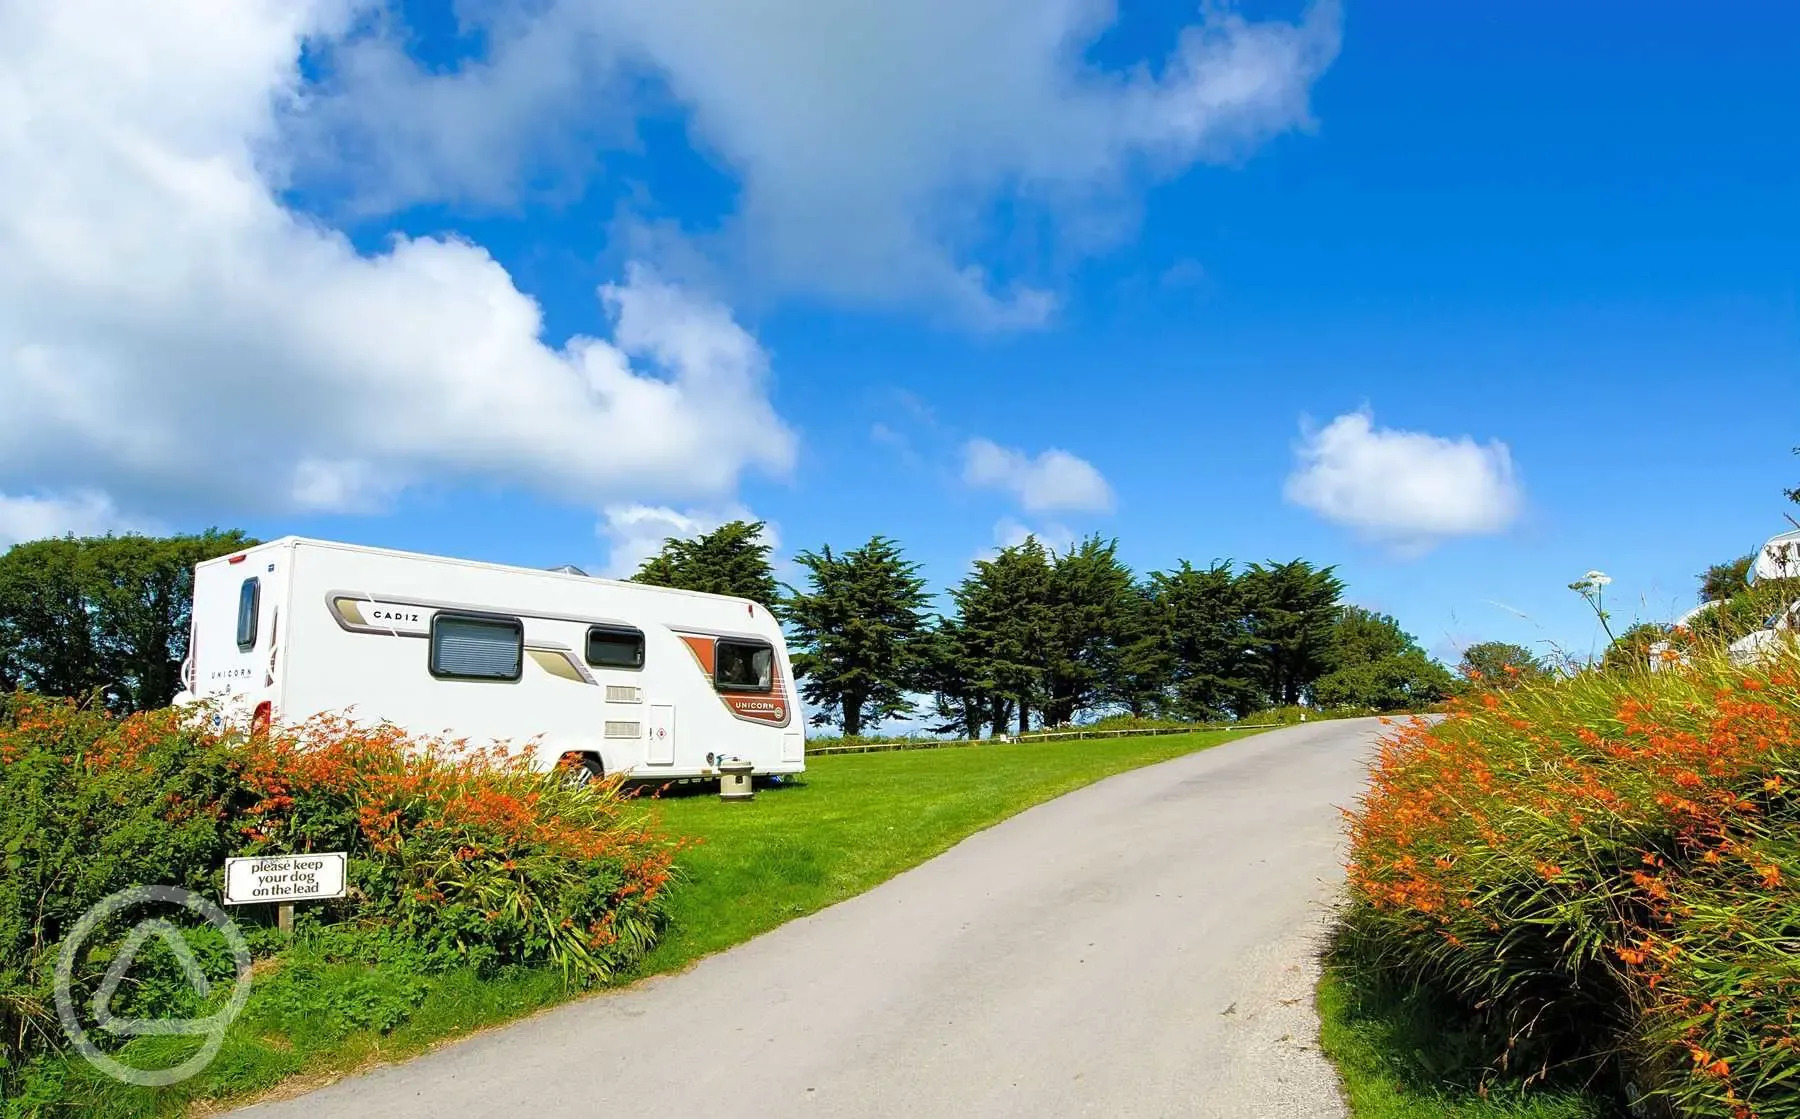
<box><xmin>234</xmin><ymin>718</ymin><xmax>1382</xmax><ymax>1118</ymax></box>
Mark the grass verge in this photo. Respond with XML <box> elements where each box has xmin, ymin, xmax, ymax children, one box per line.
<box><xmin>1316</xmin><ymin>947</ymin><xmax>1620</xmax><ymax>1119</ymax></box>
<box><xmin>39</xmin><ymin>727</ymin><xmax>1249</xmax><ymax>1118</ymax></box>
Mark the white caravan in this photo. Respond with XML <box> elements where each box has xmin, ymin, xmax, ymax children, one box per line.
<box><xmin>1728</xmin><ymin>529</ymin><xmax>1800</xmax><ymax>667</ymax></box>
<box><xmin>173</xmin><ymin>537</ymin><xmax>805</xmax><ymax>782</ymax></box>
<box><xmin>1647</xmin><ymin>601</ymin><xmax>1718</xmax><ymax>673</ymax></box>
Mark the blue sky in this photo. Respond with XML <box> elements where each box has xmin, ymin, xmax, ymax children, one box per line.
<box><xmin>1</xmin><ymin>0</ymin><xmax>1796</xmax><ymax>674</ymax></box>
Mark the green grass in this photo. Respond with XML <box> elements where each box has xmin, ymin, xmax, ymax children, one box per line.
<box><xmin>1315</xmin><ymin>965</ymin><xmax>1621</xmax><ymax>1119</ymax></box>
<box><xmin>35</xmin><ymin>728</ymin><xmax>1247</xmax><ymax>1118</ymax></box>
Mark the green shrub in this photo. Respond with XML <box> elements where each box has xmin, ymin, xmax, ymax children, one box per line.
<box><xmin>0</xmin><ymin>693</ymin><xmax>676</xmax><ymax>1104</ymax></box>
<box><xmin>0</xmin><ymin>698</ymin><xmax>244</xmax><ymax>1085</ymax></box>
<box><xmin>1692</xmin><ymin>578</ymin><xmax>1800</xmax><ymax>647</ymax></box>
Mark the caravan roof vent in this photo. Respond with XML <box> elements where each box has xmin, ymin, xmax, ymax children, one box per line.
<box><xmin>549</xmin><ymin>564</ymin><xmax>589</xmax><ymax>576</ymax></box>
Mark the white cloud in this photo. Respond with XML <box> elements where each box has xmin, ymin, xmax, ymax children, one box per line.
<box><xmin>870</xmin><ymin>423</ymin><xmax>906</xmax><ymax>450</ymax></box>
<box><xmin>963</xmin><ymin>439</ymin><xmax>1114</xmax><ymax>514</ymax></box>
<box><xmin>596</xmin><ymin>503</ymin><xmax>780</xmax><ymax>579</ymax></box>
<box><xmin>993</xmin><ymin>517</ymin><xmax>1075</xmax><ymax>553</ymax></box>
<box><xmin>0</xmin><ymin>492</ymin><xmax>152</xmax><ymax>550</ymax></box>
<box><xmin>869</xmin><ymin>422</ymin><xmax>927</xmax><ymax>470</ymax></box>
<box><xmin>292</xmin><ymin>0</ymin><xmax>1341</xmax><ymax>326</ymax></box>
<box><xmin>1283</xmin><ymin>410</ymin><xmax>1524</xmax><ymax>552</ymax></box>
<box><xmin>0</xmin><ymin>0</ymin><xmax>796</xmax><ymax>534</ymax></box>
<box><xmin>967</xmin><ymin>516</ymin><xmax>1075</xmax><ymax>568</ymax></box>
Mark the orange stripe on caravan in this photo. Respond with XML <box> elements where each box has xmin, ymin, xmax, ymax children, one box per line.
<box><xmin>680</xmin><ymin>635</ymin><xmax>716</xmax><ymax>675</ymax></box>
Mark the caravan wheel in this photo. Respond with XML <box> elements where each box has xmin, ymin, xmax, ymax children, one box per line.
<box><xmin>557</xmin><ymin>752</ymin><xmax>605</xmax><ymax>787</ymax></box>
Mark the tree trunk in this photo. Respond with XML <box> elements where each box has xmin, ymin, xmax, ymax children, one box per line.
<box><xmin>963</xmin><ymin>700</ymin><xmax>983</xmax><ymax>742</ymax></box>
<box><xmin>842</xmin><ymin>697</ymin><xmax>862</xmax><ymax>738</ymax></box>
<box><xmin>1017</xmin><ymin>699</ymin><xmax>1030</xmax><ymax>736</ymax></box>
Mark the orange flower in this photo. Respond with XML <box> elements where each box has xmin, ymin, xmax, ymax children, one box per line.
<box><xmin>1630</xmin><ymin>871</ymin><xmax>1671</xmax><ymax>900</ymax></box>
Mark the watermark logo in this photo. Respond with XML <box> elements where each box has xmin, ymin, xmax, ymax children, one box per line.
<box><xmin>54</xmin><ymin>885</ymin><xmax>253</xmax><ymax>1087</ymax></box>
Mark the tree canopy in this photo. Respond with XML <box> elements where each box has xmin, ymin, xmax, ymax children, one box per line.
<box><xmin>917</xmin><ymin>549</ymin><xmax>1359</xmax><ymax>732</ymax></box>
<box><xmin>1699</xmin><ymin>555</ymin><xmax>1754</xmax><ymax>604</ymax></box>
<box><xmin>0</xmin><ymin>529</ymin><xmax>254</xmax><ymax>711</ymax></box>
<box><xmin>783</xmin><ymin>536</ymin><xmax>932</xmax><ymax>737</ymax></box>
<box><xmin>630</xmin><ymin>520</ymin><xmax>779</xmax><ymax>606</ymax></box>
<box><xmin>1151</xmin><ymin>561</ymin><xmax>1257</xmax><ymax>721</ymax></box>
<box><xmin>1456</xmin><ymin>641</ymin><xmax>1547</xmax><ymax>690</ymax></box>
<box><xmin>949</xmin><ymin>538</ymin><xmax>1055</xmax><ymax>735</ymax></box>
<box><xmin>1239</xmin><ymin>560</ymin><xmax>1346</xmax><ymax>709</ymax></box>
<box><xmin>1313</xmin><ymin>606</ymin><xmax>1453</xmax><ymax>711</ymax></box>
<box><xmin>1040</xmin><ymin>537</ymin><xmax>1143</xmax><ymax>727</ymax></box>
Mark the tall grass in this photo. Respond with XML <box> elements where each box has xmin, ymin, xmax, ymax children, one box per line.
<box><xmin>1337</xmin><ymin>641</ymin><xmax>1800</xmax><ymax>1118</ymax></box>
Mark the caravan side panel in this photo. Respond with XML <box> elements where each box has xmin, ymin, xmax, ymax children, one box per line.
<box><xmin>277</xmin><ymin>541</ymin><xmax>802</xmax><ymax>779</ymax></box>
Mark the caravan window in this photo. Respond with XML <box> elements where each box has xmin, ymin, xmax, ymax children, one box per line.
<box><xmin>585</xmin><ymin>624</ymin><xmax>645</xmax><ymax>669</ymax></box>
<box><xmin>236</xmin><ymin>578</ymin><xmax>260</xmax><ymax>651</ymax></box>
<box><xmin>714</xmin><ymin>639</ymin><xmax>773</xmax><ymax>692</ymax></box>
<box><xmin>429</xmin><ymin>613</ymin><xmax>523</xmax><ymax>681</ymax></box>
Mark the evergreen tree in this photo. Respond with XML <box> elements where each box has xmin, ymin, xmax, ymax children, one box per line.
<box><xmin>921</xmin><ymin>618</ymin><xmax>993</xmax><ymax>740</ymax></box>
<box><xmin>630</xmin><ymin>520</ymin><xmax>780</xmax><ymax>607</ymax></box>
<box><xmin>1041</xmin><ymin>536</ymin><xmax>1141</xmax><ymax>726</ymax></box>
<box><xmin>632</xmin><ymin>551</ymin><xmax>683</xmax><ymax>589</ymax></box>
<box><xmin>951</xmin><ymin>538</ymin><xmax>1055</xmax><ymax>735</ymax></box>
<box><xmin>1101</xmin><ymin>582</ymin><xmax>1174</xmax><ymax>718</ymax></box>
<box><xmin>1239</xmin><ymin>559</ymin><xmax>1345</xmax><ymax>708</ymax></box>
<box><xmin>784</xmin><ymin>536</ymin><xmax>932</xmax><ymax>736</ymax></box>
<box><xmin>1152</xmin><ymin>560</ymin><xmax>1258</xmax><ymax>720</ymax></box>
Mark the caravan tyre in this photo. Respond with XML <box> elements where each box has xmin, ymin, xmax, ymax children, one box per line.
<box><xmin>558</xmin><ymin>752</ymin><xmax>605</xmax><ymax>787</ymax></box>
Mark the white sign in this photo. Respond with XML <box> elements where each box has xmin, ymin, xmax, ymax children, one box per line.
<box><xmin>222</xmin><ymin>853</ymin><xmax>347</xmax><ymax>906</ymax></box>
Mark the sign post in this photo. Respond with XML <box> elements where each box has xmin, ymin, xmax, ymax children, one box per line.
<box><xmin>223</xmin><ymin>853</ymin><xmax>347</xmax><ymax>934</ymax></box>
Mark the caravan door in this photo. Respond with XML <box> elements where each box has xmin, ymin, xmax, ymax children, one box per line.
<box><xmin>646</xmin><ymin>704</ymin><xmax>676</xmax><ymax>765</ymax></box>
